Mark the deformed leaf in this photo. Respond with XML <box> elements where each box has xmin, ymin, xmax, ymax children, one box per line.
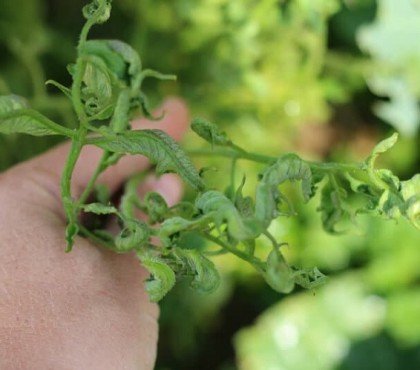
<box><xmin>115</xmin><ymin>219</ymin><xmax>150</xmax><ymax>252</ymax></box>
<box><xmin>263</xmin><ymin>249</ymin><xmax>295</xmax><ymax>294</ymax></box>
<box><xmin>82</xmin><ymin>40</ymin><xmax>126</xmax><ymax>80</ymax></box>
<box><xmin>144</xmin><ymin>191</ymin><xmax>169</xmax><ymax>224</ymax></box>
<box><xmin>158</xmin><ymin>217</ymin><xmax>197</xmax><ymax>247</ymax></box>
<box><xmin>159</xmin><ymin>217</ymin><xmax>192</xmax><ymax>235</ymax></box>
<box><xmin>400</xmin><ymin>174</ymin><xmax>420</xmax><ymax>229</ymax></box>
<box><xmin>196</xmin><ymin>191</ymin><xmax>261</xmax><ymax>240</ymax></box>
<box><xmin>366</xmin><ymin>132</ymin><xmax>399</xmax><ymax>167</ymax></box>
<box><xmin>191</xmin><ymin>118</ymin><xmax>231</xmax><ymax>146</ymax></box>
<box><xmin>255</xmin><ymin>154</ymin><xmax>313</xmax><ymax>227</ymax></box>
<box><xmin>107</xmin><ymin>40</ymin><xmax>142</xmax><ymax>77</ymax></box>
<box><xmin>261</xmin><ymin>153</ymin><xmax>313</xmax><ymax>201</ymax></box>
<box><xmin>235</xmin><ymin>177</ymin><xmax>255</xmax><ymax>218</ymax></box>
<box><xmin>293</xmin><ymin>267</ymin><xmax>327</xmax><ymax>290</ymax></box>
<box><xmin>318</xmin><ymin>180</ymin><xmax>350</xmax><ymax>234</ymax></box>
<box><xmin>138</xmin><ymin>254</ymin><xmax>176</xmax><ymax>302</ymax></box>
<box><xmin>88</xmin><ymin>129</ymin><xmax>205</xmax><ymax>191</ymax></box>
<box><xmin>82</xmin><ymin>57</ymin><xmax>116</xmax><ymax>118</ymax></box>
<box><xmin>177</xmin><ymin>249</ymin><xmax>220</xmax><ymax>293</ymax></box>
<box><xmin>82</xmin><ymin>0</ymin><xmax>112</xmax><ymax>24</ymax></box>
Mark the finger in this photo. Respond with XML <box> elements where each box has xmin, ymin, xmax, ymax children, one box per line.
<box><xmin>8</xmin><ymin>98</ymin><xmax>189</xmax><ymax>204</ymax></box>
<box><xmin>138</xmin><ymin>173</ymin><xmax>184</xmax><ymax>207</ymax></box>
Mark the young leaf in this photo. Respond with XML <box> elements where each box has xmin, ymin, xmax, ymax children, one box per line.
<box><xmin>81</xmin><ymin>57</ymin><xmax>117</xmax><ymax>118</ymax></box>
<box><xmin>87</xmin><ymin>129</ymin><xmax>205</xmax><ymax>191</ymax></box>
<box><xmin>82</xmin><ymin>0</ymin><xmax>112</xmax><ymax>24</ymax></box>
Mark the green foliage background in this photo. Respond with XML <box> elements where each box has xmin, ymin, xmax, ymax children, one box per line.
<box><xmin>1</xmin><ymin>0</ymin><xmax>419</xmax><ymax>369</ymax></box>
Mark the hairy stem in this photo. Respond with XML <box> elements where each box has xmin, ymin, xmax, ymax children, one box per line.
<box><xmin>190</xmin><ymin>148</ymin><xmax>365</xmax><ymax>173</ymax></box>
<box><xmin>77</xmin><ymin>152</ymin><xmax>111</xmax><ymax>206</ymax></box>
<box><xmin>201</xmin><ymin>232</ymin><xmax>265</xmax><ymax>271</ymax></box>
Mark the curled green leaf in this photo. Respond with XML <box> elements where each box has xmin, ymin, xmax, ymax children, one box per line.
<box><xmin>263</xmin><ymin>249</ymin><xmax>295</xmax><ymax>294</ymax></box>
<box><xmin>82</xmin><ymin>0</ymin><xmax>112</xmax><ymax>24</ymax></box>
<box><xmin>196</xmin><ymin>191</ymin><xmax>261</xmax><ymax>240</ymax></box>
<box><xmin>366</xmin><ymin>132</ymin><xmax>399</xmax><ymax>168</ymax></box>
<box><xmin>293</xmin><ymin>267</ymin><xmax>327</xmax><ymax>290</ymax></box>
<box><xmin>115</xmin><ymin>219</ymin><xmax>150</xmax><ymax>252</ymax></box>
<box><xmin>144</xmin><ymin>192</ymin><xmax>169</xmax><ymax>224</ymax></box>
<box><xmin>261</xmin><ymin>153</ymin><xmax>313</xmax><ymax>201</ymax></box>
<box><xmin>107</xmin><ymin>40</ymin><xmax>142</xmax><ymax>78</ymax></box>
<box><xmin>176</xmin><ymin>249</ymin><xmax>220</xmax><ymax>294</ymax></box>
<box><xmin>255</xmin><ymin>154</ymin><xmax>312</xmax><ymax>227</ymax></box>
<box><xmin>138</xmin><ymin>254</ymin><xmax>176</xmax><ymax>302</ymax></box>
<box><xmin>159</xmin><ymin>217</ymin><xmax>196</xmax><ymax>247</ymax></box>
<box><xmin>81</xmin><ymin>56</ymin><xmax>116</xmax><ymax>119</ymax></box>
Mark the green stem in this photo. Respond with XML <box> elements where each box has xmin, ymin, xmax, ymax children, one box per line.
<box><xmin>77</xmin><ymin>152</ymin><xmax>111</xmax><ymax>206</ymax></box>
<box><xmin>204</xmin><ymin>248</ymin><xmax>229</xmax><ymax>256</ymax></box>
<box><xmin>308</xmin><ymin>161</ymin><xmax>363</xmax><ymax>173</ymax></box>
<box><xmin>202</xmin><ymin>232</ymin><xmax>265</xmax><ymax>271</ymax></box>
<box><xmin>79</xmin><ymin>17</ymin><xmax>97</xmax><ymax>50</ymax></box>
<box><xmin>79</xmin><ymin>225</ymin><xmax>117</xmax><ymax>251</ymax></box>
<box><xmin>189</xmin><ymin>148</ymin><xmax>275</xmax><ymax>164</ymax></box>
<box><xmin>78</xmin><ymin>2</ymin><xmax>109</xmax><ymax>49</ymax></box>
<box><xmin>190</xmin><ymin>148</ymin><xmax>364</xmax><ymax>174</ymax></box>
<box><xmin>61</xmin><ymin>140</ymin><xmax>82</xmax><ymax>204</ymax></box>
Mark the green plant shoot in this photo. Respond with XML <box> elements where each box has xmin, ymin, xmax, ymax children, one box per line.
<box><xmin>0</xmin><ymin>0</ymin><xmax>419</xmax><ymax>302</ymax></box>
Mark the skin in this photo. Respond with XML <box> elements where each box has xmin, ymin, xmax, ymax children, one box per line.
<box><xmin>0</xmin><ymin>98</ymin><xmax>189</xmax><ymax>370</ymax></box>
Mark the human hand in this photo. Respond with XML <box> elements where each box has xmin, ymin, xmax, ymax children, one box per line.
<box><xmin>0</xmin><ymin>98</ymin><xmax>189</xmax><ymax>370</ymax></box>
